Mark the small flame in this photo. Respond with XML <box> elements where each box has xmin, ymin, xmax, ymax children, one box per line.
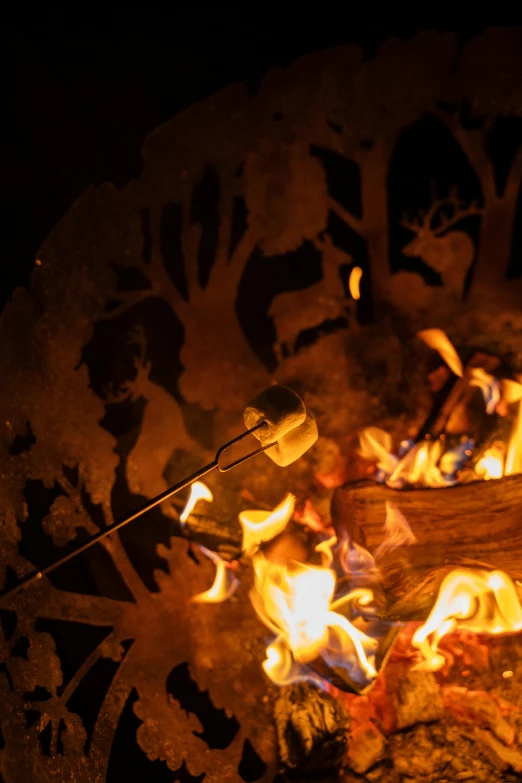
<box><xmin>412</xmin><ymin>568</ymin><xmax>522</xmax><ymax>671</ymax></box>
<box><xmin>418</xmin><ymin>329</ymin><xmax>463</xmax><ymax>378</ymax></box>
<box><xmin>239</xmin><ymin>494</ymin><xmax>295</xmax><ymax>556</ymax></box>
<box><xmin>349</xmin><ymin>266</ymin><xmax>363</xmax><ymax>300</ymax></box>
<box><xmin>336</xmin><ymin>534</ymin><xmax>380</xmax><ymax>581</ymax></box>
<box><xmin>263</xmin><ymin>637</ymin><xmax>323</xmax><ymax>687</ymax></box>
<box><xmin>191</xmin><ymin>546</ymin><xmax>239</xmax><ymax>603</ymax></box>
<box><xmin>387</xmin><ymin>439</ymin><xmax>453</xmax><ymax>488</ymax></box>
<box><xmin>475</xmin><ymin>442</ymin><xmax>505</xmax><ymax>480</ymax></box>
<box><xmin>315</xmin><ymin>535</ymin><xmax>338</xmax><ymax>568</ymax></box>
<box><xmin>469</xmin><ymin>368</ymin><xmax>500</xmax><ymax>414</ymax></box>
<box><xmin>359</xmin><ymin>427</ymin><xmax>475</xmax><ymax>488</ymax></box>
<box><xmin>358</xmin><ymin>427</ymin><xmax>398</xmax><ymax>476</ymax></box>
<box><xmin>500</xmin><ymin>377</ymin><xmax>522</xmax><ymax>405</ymax></box>
<box><xmin>180</xmin><ymin>481</ymin><xmax>213</xmax><ymax>525</ymax></box>
<box><xmin>374</xmin><ymin>502</ymin><xmax>417</xmax><ymax>559</ymax></box>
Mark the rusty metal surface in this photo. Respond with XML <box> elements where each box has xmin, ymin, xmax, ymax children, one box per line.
<box><xmin>1</xmin><ymin>29</ymin><xmax>522</xmax><ymax>781</ymax></box>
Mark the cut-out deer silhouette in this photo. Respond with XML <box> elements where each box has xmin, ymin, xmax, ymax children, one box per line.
<box><xmin>106</xmin><ymin>327</ymin><xmax>204</xmax><ymax>512</ymax></box>
<box><xmin>401</xmin><ymin>189</ymin><xmax>482</xmax><ymax>300</ymax></box>
<box><xmin>269</xmin><ymin>236</ymin><xmax>353</xmax><ymax>363</ymax></box>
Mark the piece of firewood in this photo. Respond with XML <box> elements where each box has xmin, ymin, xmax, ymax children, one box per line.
<box><xmin>331</xmin><ymin>475</ymin><xmax>522</xmax><ymax>618</ymax></box>
<box><xmin>274</xmin><ymin>682</ymin><xmax>348</xmax><ymax>777</ymax></box>
<box><xmin>183</xmin><ymin>512</ymin><xmax>243</xmax><ymax>556</ymax></box>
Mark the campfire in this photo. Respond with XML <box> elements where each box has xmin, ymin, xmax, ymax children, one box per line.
<box><xmin>180</xmin><ymin>330</ymin><xmax>522</xmax><ymax>780</ymax></box>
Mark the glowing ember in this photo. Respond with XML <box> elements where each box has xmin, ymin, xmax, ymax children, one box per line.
<box><xmin>418</xmin><ymin>328</ymin><xmax>463</xmax><ymax>378</ymax></box>
<box><xmin>349</xmin><ymin>266</ymin><xmax>363</xmax><ymax>300</ymax></box>
<box><xmin>412</xmin><ymin>569</ymin><xmax>522</xmax><ymax>671</ymax></box>
<box><xmin>191</xmin><ymin>546</ymin><xmax>239</xmax><ymax>603</ymax></box>
<box><xmin>294</xmin><ymin>498</ymin><xmax>327</xmax><ymax>531</ymax></box>
<box><xmin>179</xmin><ymin>481</ymin><xmax>213</xmax><ymax>525</ymax></box>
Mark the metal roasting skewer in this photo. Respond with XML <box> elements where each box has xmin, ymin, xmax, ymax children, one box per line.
<box><xmin>0</xmin><ymin>421</ymin><xmax>274</xmax><ymax>604</ymax></box>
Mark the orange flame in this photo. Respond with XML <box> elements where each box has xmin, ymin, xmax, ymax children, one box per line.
<box><xmin>180</xmin><ymin>481</ymin><xmax>213</xmax><ymax>525</ymax></box>
<box><xmin>417</xmin><ymin>329</ymin><xmax>463</xmax><ymax>378</ymax></box>
<box><xmin>239</xmin><ymin>494</ymin><xmax>295</xmax><ymax>556</ymax></box>
<box><xmin>358</xmin><ymin>427</ymin><xmax>398</xmax><ymax>475</ymax></box>
<box><xmin>349</xmin><ymin>267</ymin><xmax>363</xmax><ymax>300</ymax></box>
<box><xmin>412</xmin><ymin>569</ymin><xmax>522</xmax><ymax>671</ymax></box>
<box><xmin>191</xmin><ymin>546</ymin><xmax>239</xmax><ymax>603</ymax></box>
<box><xmin>505</xmin><ymin>387</ymin><xmax>522</xmax><ymax>476</ymax></box>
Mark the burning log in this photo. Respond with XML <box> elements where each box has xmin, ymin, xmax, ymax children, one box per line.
<box><xmin>331</xmin><ymin>474</ymin><xmax>522</xmax><ymax>618</ymax></box>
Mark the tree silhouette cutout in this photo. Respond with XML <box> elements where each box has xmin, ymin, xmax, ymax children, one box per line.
<box><xmin>1</xmin><ymin>29</ymin><xmax>521</xmax><ymax>782</ymax></box>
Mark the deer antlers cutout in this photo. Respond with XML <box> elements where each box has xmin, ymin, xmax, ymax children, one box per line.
<box><xmin>401</xmin><ymin>184</ymin><xmax>483</xmax><ymax>237</ymax></box>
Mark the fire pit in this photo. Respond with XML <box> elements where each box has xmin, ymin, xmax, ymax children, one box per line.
<box><xmin>2</xmin><ymin>27</ymin><xmax>522</xmax><ymax>783</ymax></box>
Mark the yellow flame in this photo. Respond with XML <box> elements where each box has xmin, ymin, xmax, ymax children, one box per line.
<box><xmin>500</xmin><ymin>378</ymin><xmax>522</xmax><ymax>405</ymax></box>
<box><xmin>418</xmin><ymin>329</ymin><xmax>463</xmax><ymax>378</ymax></box>
<box><xmin>263</xmin><ymin>636</ymin><xmax>323</xmax><ymax>686</ymax></box>
<box><xmin>191</xmin><ymin>546</ymin><xmax>239</xmax><ymax>603</ymax></box>
<box><xmin>239</xmin><ymin>494</ymin><xmax>295</xmax><ymax>555</ymax></box>
<box><xmin>250</xmin><ymin>554</ymin><xmax>378</xmax><ymax>687</ymax></box>
<box><xmin>358</xmin><ymin>427</ymin><xmax>398</xmax><ymax>475</ymax></box>
<box><xmin>387</xmin><ymin>439</ymin><xmax>449</xmax><ymax>488</ymax></box>
<box><xmin>315</xmin><ymin>535</ymin><xmax>338</xmax><ymax>568</ymax></box>
<box><xmin>475</xmin><ymin>443</ymin><xmax>505</xmax><ymax>480</ymax></box>
<box><xmin>505</xmin><ymin>396</ymin><xmax>522</xmax><ymax>476</ymax></box>
<box><xmin>412</xmin><ymin>568</ymin><xmax>522</xmax><ymax>671</ymax></box>
<box><xmin>180</xmin><ymin>481</ymin><xmax>213</xmax><ymax>524</ymax></box>
<box><xmin>349</xmin><ymin>266</ymin><xmax>363</xmax><ymax>300</ymax></box>
<box><xmin>374</xmin><ymin>502</ymin><xmax>417</xmax><ymax>559</ymax></box>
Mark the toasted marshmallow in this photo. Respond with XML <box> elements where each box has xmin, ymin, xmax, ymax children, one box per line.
<box><xmin>244</xmin><ymin>385</ymin><xmax>318</xmax><ymax>465</ymax></box>
<box><xmin>265</xmin><ymin>410</ymin><xmax>318</xmax><ymax>466</ymax></box>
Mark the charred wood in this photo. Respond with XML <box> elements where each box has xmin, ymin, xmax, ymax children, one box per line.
<box><xmin>274</xmin><ymin>682</ymin><xmax>348</xmax><ymax>779</ymax></box>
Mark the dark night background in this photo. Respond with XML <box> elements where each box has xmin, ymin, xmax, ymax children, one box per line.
<box><xmin>6</xmin><ymin>9</ymin><xmax>507</xmax><ymax>313</ymax></box>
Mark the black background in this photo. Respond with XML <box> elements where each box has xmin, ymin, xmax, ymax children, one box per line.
<box><xmin>6</xmin><ymin>8</ymin><xmax>500</xmax><ymax>311</ymax></box>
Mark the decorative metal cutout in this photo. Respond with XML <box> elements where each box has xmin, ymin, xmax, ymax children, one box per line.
<box><xmin>1</xmin><ymin>29</ymin><xmax>521</xmax><ymax>781</ymax></box>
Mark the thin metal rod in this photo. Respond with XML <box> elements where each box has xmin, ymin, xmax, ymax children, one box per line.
<box><xmin>0</xmin><ymin>422</ymin><xmax>271</xmax><ymax>604</ymax></box>
<box><xmin>0</xmin><ymin>461</ymin><xmax>219</xmax><ymax>603</ymax></box>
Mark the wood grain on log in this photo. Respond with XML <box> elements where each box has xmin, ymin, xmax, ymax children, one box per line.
<box><xmin>331</xmin><ymin>475</ymin><xmax>522</xmax><ymax>618</ymax></box>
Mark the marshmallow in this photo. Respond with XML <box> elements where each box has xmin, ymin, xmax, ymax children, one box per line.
<box><xmin>265</xmin><ymin>411</ymin><xmax>318</xmax><ymax>466</ymax></box>
<box><xmin>244</xmin><ymin>385</ymin><xmax>306</xmax><ymax>445</ymax></box>
<box><xmin>244</xmin><ymin>385</ymin><xmax>318</xmax><ymax>466</ymax></box>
